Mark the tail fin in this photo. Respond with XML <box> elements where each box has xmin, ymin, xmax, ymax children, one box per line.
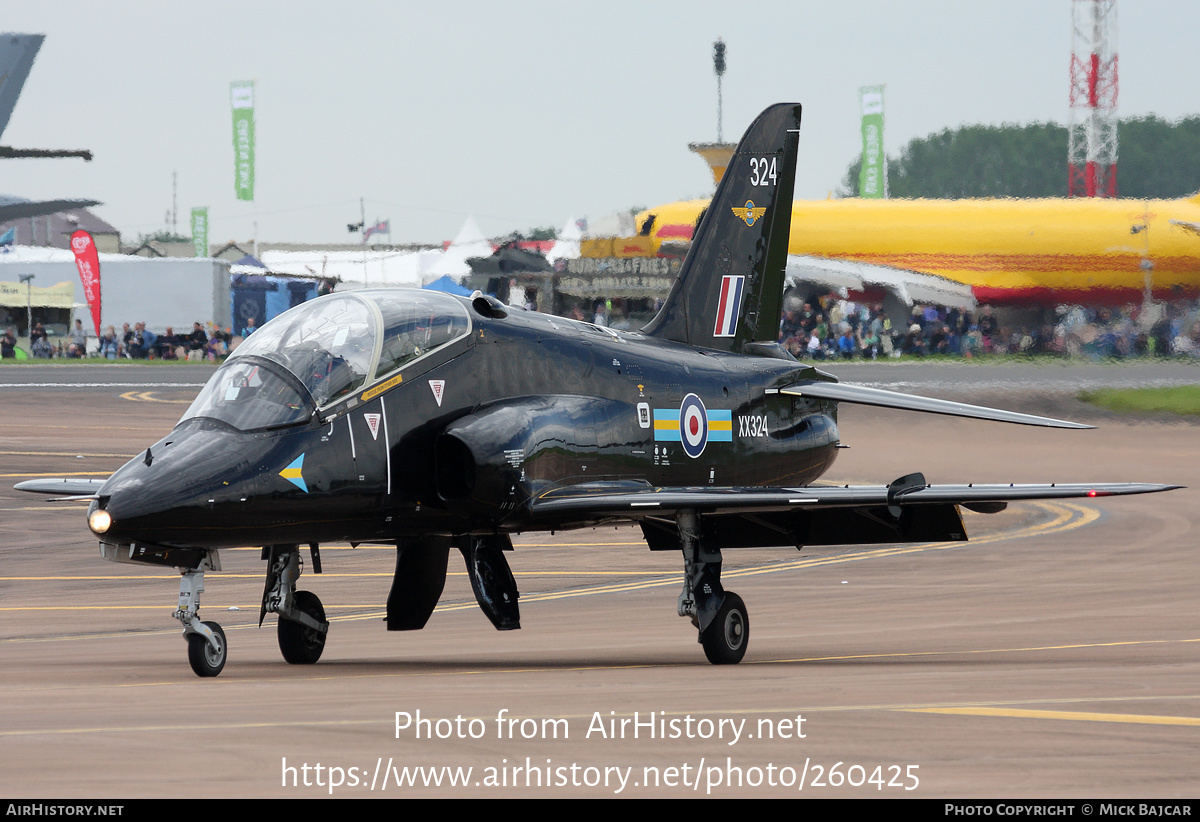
<box><xmin>643</xmin><ymin>103</ymin><xmax>800</xmax><ymax>352</ymax></box>
<box><xmin>0</xmin><ymin>34</ymin><xmax>43</xmax><ymax>140</ymax></box>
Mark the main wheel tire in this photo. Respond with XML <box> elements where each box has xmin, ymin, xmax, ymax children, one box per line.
<box><xmin>700</xmin><ymin>592</ymin><xmax>748</xmax><ymax>665</ymax></box>
<box><xmin>278</xmin><ymin>590</ymin><xmax>327</xmax><ymax>664</ymax></box>
<box><xmin>187</xmin><ymin>621</ymin><xmax>227</xmax><ymax>677</ymax></box>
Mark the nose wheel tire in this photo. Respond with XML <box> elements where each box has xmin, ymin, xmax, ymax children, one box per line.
<box><xmin>278</xmin><ymin>590</ymin><xmax>327</xmax><ymax>664</ymax></box>
<box><xmin>700</xmin><ymin>592</ymin><xmax>748</xmax><ymax>665</ymax></box>
<box><xmin>187</xmin><ymin>621</ymin><xmax>227</xmax><ymax>677</ymax></box>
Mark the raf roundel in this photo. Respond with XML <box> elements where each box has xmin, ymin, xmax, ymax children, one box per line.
<box><xmin>679</xmin><ymin>393</ymin><xmax>709</xmax><ymax>459</ymax></box>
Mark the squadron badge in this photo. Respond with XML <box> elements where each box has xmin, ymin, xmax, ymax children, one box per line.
<box><xmin>733</xmin><ymin>200</ymin><xmax>766</xmax><ymax>226</ymax></box>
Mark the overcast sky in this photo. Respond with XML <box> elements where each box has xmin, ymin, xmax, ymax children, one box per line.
<box><xmin>2</xmin><ymin>1</ymin><xmax>1196</xmax><ymax>247</ymax></box>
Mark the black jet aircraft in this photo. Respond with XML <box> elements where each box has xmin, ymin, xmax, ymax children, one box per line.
<box><xmin>19</xmin><ymin>103</ymin><xmax>1178</xmax><ymax>677</ymax></box>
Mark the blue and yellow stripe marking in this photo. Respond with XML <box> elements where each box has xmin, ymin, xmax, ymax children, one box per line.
<box><xmin>708</xmin><ymin>410</ymin><xmax>732</xmax><ymax>441</ymax></box>
<box><xmin>653</xmin><ymin>409</ymin><xmax>681</xmax><ymax>442</ymax></box>
<box><xmin>279</xmin><ymin>454</ymin><xmax>307</xmax><ymax>493</ymax></box>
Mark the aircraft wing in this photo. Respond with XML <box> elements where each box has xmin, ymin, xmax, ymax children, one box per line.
<box><xmin>529</xmin><ymin>478</ymin><xmax>1179</xmax><ymax>520</ymax></box>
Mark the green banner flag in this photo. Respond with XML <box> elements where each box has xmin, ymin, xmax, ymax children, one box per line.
<box><xmin>191</xmin><ymin>207</ymin><xmax>208</xmax><ymax>258</ymax></box>
<box><xmin>231</xmin><ymin>81</ymin><xmax>255</xmax><ymax>201</ymax></box>
<box><xmin>858</xmin><ymin>85</ymin><xmax>886</xmax><ymax>199</ymax></box>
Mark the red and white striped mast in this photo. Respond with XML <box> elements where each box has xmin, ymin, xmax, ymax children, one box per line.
<box><xmin>1068</xmin><ymin>0</ymin><xmax>1119</xmax><ymax>197</ymax></box>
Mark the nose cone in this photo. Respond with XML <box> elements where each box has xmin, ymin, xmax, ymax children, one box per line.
<box><xmin>96</xmin><ymin>423</ymin><xmax>262</xmax><ymax>549</ymax></box>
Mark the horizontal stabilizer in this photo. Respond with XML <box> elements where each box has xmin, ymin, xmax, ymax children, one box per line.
<box><xmin>15</xmin><ymin>477</ymin><xmax>107</xmax><ymax>495</ymax></box>
<box><xmin>781</xmin><ymin>381</ymin><xmax>1091</xmax><ymax>429</ymax></box>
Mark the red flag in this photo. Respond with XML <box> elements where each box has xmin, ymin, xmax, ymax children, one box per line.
<box><xmin>69</xmin><ymin>229</ymin><xmax>101</xmax><ymax>336</ymax></box>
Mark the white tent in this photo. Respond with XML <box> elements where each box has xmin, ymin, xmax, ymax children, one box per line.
<box><xmin>426</xmin><ymin>215</ymin><xmax>492</xmax><ymax>281</ymax></box>
<box><xmin>546</xmin><ymin>217</ymin><xmax>582</xmax><ymax>265</ymax></box>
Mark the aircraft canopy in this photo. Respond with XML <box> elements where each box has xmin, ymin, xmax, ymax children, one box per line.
<box><xmin>182</xmin><ymin>289</ymin><xmax>471</xmax><ymax>430</ymax></box>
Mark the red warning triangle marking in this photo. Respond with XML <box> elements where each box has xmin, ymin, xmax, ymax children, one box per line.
<box><xmin>364</xmin><ymin>413</ymin><xmax>381</xmax><ymax>440</ymax></box>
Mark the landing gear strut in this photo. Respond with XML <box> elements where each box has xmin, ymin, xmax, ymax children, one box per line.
<box><xmin>676</xmin><ymin>510</ymin><xmax>749</xmax><ymax>665</ymax></box>
<box><xmin>262</xmin><ymin>544</ymin><xmax>329</xmax><ymax>665</ymax></box>
<box><xmin>174</xmin><ymin>553</ymin><xmax>228</xmax><ymax>677</ymax></box>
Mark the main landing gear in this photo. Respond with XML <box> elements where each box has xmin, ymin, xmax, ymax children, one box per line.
<box><xmin>675</xmin><ymin>511</ymin><xmax>749</xmax><ymax>665</ymax></box>
<box><xmin>262</xmin><ymin>545</ymin><xmax>329</xmax><ymax>666</ymax></box>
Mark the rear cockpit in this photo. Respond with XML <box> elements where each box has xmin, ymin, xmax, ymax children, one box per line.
<box><xmin>182</xmin><ymin>289</ymin><xmax>472</xmax><ymax>430</ymax></box>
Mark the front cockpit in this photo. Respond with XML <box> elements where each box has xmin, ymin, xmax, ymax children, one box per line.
<box><xmin>182</xmin><ymin>289</ymin><xmax>472</xmax><ymax>431</ymax></box>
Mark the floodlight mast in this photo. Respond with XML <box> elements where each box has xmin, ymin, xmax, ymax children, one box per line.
<box><xmin>713</xmin><ymin>38</ymin><xmax>726</xmax><ymax>143</ymax></box>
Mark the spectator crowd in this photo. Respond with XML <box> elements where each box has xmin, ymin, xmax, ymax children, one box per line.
<box><xmin>1</xmin><ymin>320</ymin><xmax>242</xmax><ymax>362</ymax></box>
<box><xmin>776</xmin><ymin>293</ymin><xmax>1200</xmax><ymax>361</ymax></box>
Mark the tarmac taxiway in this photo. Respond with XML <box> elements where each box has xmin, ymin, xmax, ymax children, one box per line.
<box><xmin>1</xmin><ymin>361</ymin><xmax>1197</xmax><ymax>797</ymax></box>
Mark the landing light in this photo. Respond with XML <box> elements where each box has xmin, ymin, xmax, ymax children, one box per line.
<box><xmin>88</xmin><ymin>509</ymin><xmax>112</xmax><ymax>534</ymax></box>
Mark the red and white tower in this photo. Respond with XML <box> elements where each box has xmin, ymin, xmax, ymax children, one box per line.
<box><xmin>1068</xmin><ymin>0</ymin><xmax>1119</xmax><ymax>197</ymax></box>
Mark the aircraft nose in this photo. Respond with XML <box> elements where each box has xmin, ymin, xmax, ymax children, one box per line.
<box><xmin>91</xmin><ymin>425</ymin><xmax>259</xmax><ymax>547</ymax></box>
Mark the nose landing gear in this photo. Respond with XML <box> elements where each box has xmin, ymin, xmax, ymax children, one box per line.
<box><xmin>174</xmin><ymin>554</ymin><xmax>228</xmax><ymax>677</ymax></box>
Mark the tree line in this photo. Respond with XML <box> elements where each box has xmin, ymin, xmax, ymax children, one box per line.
<box><xmin>839</xmin><ymin>116</ymin><xmax>1200</xmax><ymax>199</ymax></box>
